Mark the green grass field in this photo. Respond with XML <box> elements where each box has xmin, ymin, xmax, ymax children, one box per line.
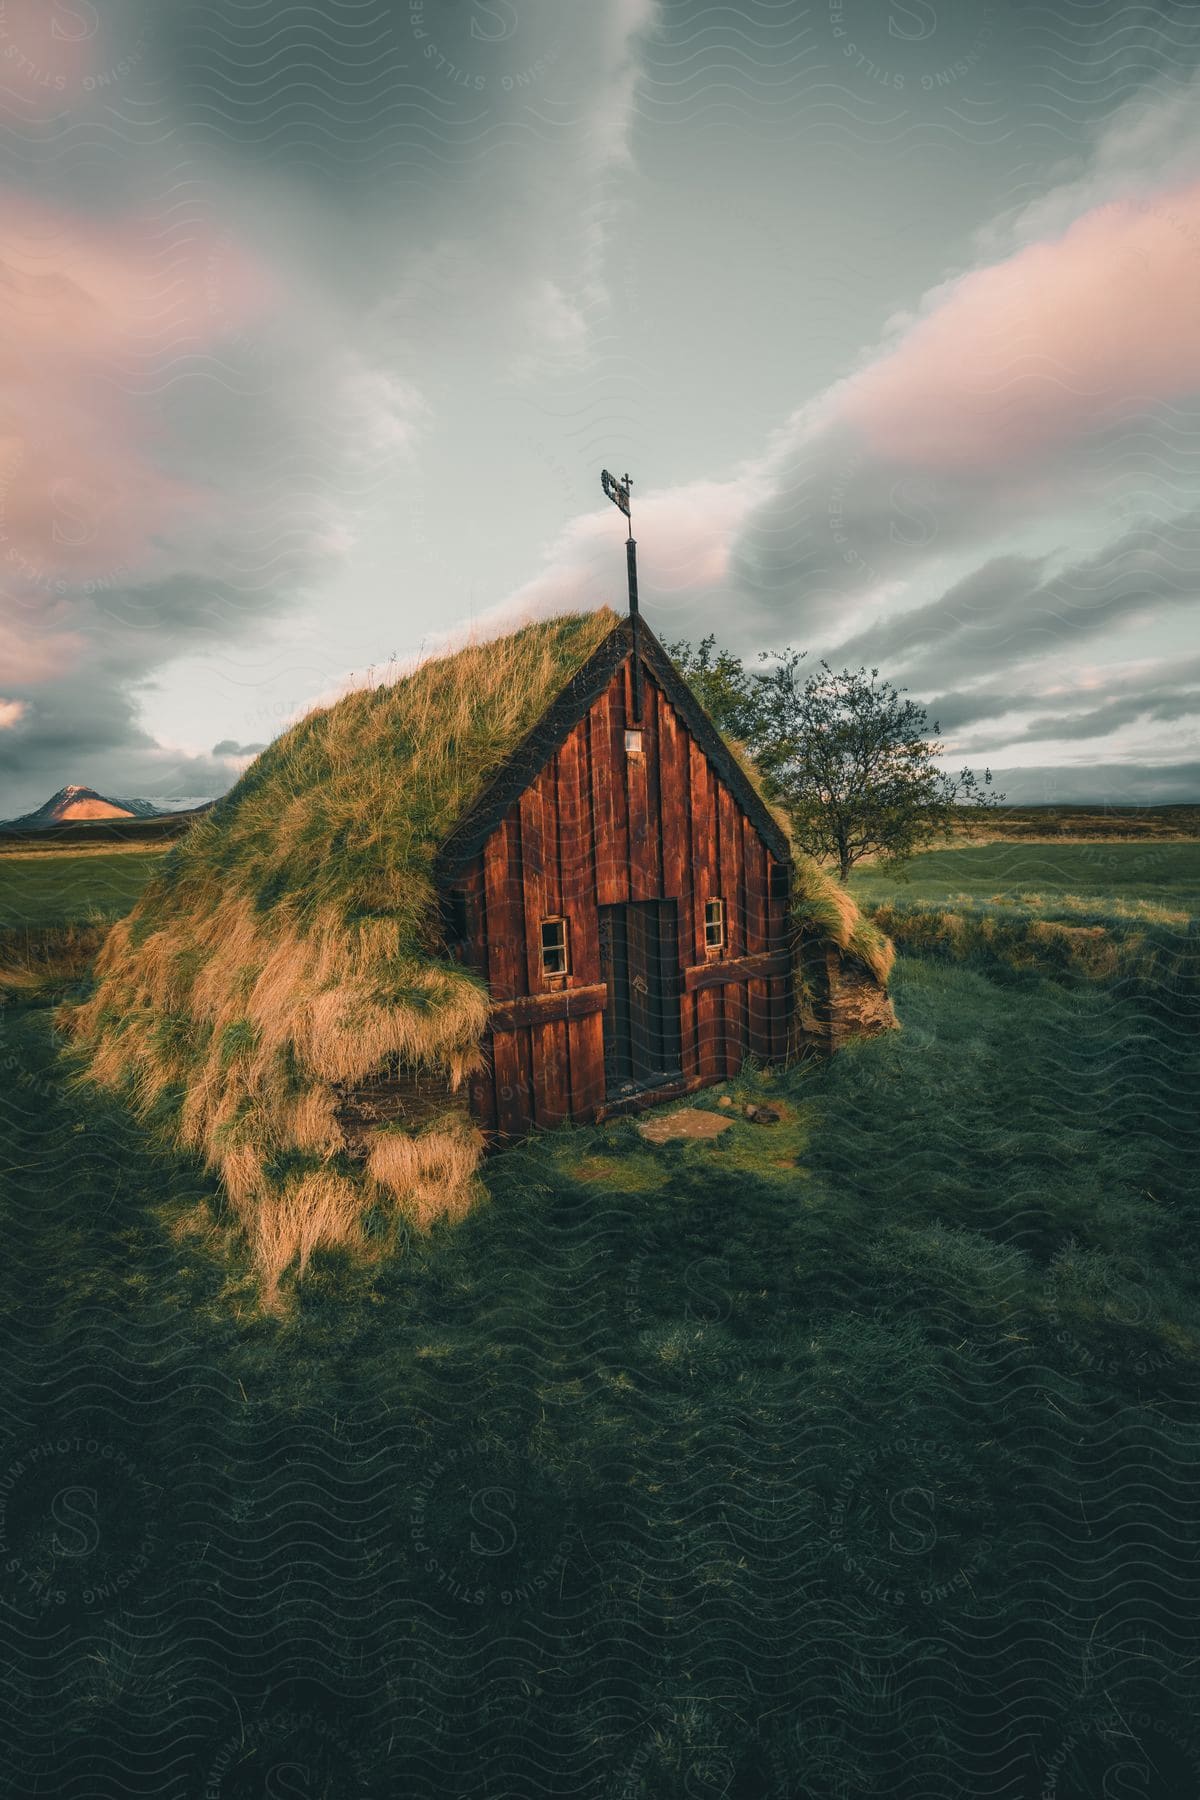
<box><xmin>851</xmin><ymin>839</ymin><xmax>1200</xmax><ymax>909</ymax></box>
<box><xmin>851</xmin><ymin>844</ymin><xmax>1200</xmax><ymax>1019</ymax></box>
<box><xmin>0</xmin><ymin>847</ymin><xmax>165</xmax><ymax>927</ymax></box>
<box><xmin>0</xmin><ymin>836</ymin><xmax>1197</xmax><ymax>1796</ymax></box>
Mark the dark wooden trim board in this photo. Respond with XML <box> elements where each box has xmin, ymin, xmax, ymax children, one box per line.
<box><xmin>683</xmin><ymin>949</ymin><xmax>791</xmax><ymax>993</ymax></box>
<box><xmin>487</xmin><ymin>983</ymin><xmax>609</xmax><ymax>1032</ymax></box>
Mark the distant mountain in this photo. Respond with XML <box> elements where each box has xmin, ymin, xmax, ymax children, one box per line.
<box><xmin>4</xmin><ymin>784</ymin><xmax>167</xmax><ymax>828</ymax></box>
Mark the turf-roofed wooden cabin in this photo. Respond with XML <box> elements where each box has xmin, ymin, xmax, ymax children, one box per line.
<box><xmin>69</xmin><ymin>606</ymin><xmax>894</xmax><ymax>1298</ymax></box>
<box><xmin>440</xmin><ymin>612</ymin><xmax>803</xmax><ymax>1135</ymax></box>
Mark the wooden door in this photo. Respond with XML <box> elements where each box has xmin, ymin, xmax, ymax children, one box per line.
<box><xmin>599</xmin><ymin>901</ymin><xmax>682</xmax><ymax>1099</ymax></box>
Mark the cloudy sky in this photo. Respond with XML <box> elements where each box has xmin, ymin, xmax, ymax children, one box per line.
<box><xmin>2</xmin><ymin>0</ymin><xmax>1199</xmax><ymax>813</ymax></box>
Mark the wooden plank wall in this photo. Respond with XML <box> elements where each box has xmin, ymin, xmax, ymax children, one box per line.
<box><xmin>556</xmin><ymin>722</ymin><xmax>605</xmax><ymax>1119</ymax></box>
<box><xmin>657</xmin><ymin>684</ymin><xmax>694</xmax><ymax>1083</ymax></box>
<box><xmin>455</xmin><ymin>855</ymin><xmax>499</xmax><ymax>1137</ymax></box>
<box><xmin>466</xmin><ymin>657</ymin><xmax>792</xmax><ymax>1139</ymax></box>
<box><xmin>482</xmin><ymin>812</ymin><xmax>533</xmax><ymax>1137</ymax></box>
<box><xmin>688</xmin><ymin>733</ymin><xmax>721</xmax><ymax>1082</ymax></box>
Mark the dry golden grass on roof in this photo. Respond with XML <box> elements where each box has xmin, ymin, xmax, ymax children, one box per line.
<box><xmin>65</xmin><ymin>610</ymin><xmax>618</xmax><ymax>1306</ymax></box>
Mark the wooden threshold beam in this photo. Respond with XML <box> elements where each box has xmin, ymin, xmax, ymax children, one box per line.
<box><xmin>593</xmin><ymin>1073</ymin><xmax>709</xmax><ymax>1122</ymax></box>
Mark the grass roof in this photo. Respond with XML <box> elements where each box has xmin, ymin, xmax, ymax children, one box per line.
<box><xmin>65</xmin><ymin>605</ymin><xmax>891</xmax><ymax>1304</ymax></box>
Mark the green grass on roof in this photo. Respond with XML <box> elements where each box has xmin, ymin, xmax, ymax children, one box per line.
<box><xmin>157</xmin><ymin>607</ymin><xmax>621</xmax><ymax>938</ymax></box>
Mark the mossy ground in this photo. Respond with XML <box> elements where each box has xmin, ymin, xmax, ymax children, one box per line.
<box><xmin>0</xmin><ymin>837</ymin><xmax>1196</xmax><ymax>1794</ymax></box>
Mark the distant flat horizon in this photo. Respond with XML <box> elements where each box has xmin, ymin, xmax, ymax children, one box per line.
<box><xmin>4</xmin><ymin>783</ymin><xmax>1198</xmax><ymax>829</ymax></box>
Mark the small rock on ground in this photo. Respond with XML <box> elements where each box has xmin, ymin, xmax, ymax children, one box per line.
<box><xmin>743</xmin><ymin>1103</ymin><xmax>781</xmax><ymax>1124</ymax></box>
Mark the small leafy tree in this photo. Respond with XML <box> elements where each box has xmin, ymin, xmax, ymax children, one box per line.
<box><xmin>754</xmin><ymin>659</ymin><xmax>1003</xmax><ymax>881</ymax></box>
<box><xmin>664</xmin><ymin>632</ymin><xmax>760</xmax><ymax>742</ymax></box>
<box><xmin>670</xmin><ymin>639</ymin><xmax>1003</xmax><ymax>882</ymax></box>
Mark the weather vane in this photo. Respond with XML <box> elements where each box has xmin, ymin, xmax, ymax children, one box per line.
<box><xmin>601</xmin><ymin>468</ymin><xmax>632</xmax><ymax>520</ymax></box>
<box><xmin>601</xmin><ymin>468</ymin><xmax>642</xmax><ymax>722</ymax></box>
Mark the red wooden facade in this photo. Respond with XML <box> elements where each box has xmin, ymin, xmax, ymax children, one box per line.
<box><xmin>436</xmin><ymin>627</ymin><xmax>794</xmax><ymax>1140</ymax></box>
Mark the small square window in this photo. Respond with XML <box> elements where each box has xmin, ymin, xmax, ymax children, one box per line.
<box><xmin>540</xmin><ymin>915</ymin><xmax>569</xmax><ymax>978</ymax></box>
<box><xmin>704</xmin><ymin>897</ymin><xmax>725</xmax><ymax>952</ymax></box>
<box><xmin>624</xmin><ymin>728</ymin><xmax>643</xmax><ymax>754</ymax></box>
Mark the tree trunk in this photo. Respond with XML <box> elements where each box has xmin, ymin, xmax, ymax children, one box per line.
<box><xmin>838</xmin><ymin>854</ymin><xmax>852</xmax><ymax>884</ymax></box>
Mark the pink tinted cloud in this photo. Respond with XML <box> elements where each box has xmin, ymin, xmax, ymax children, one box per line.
<box><xmin>0</xmin><ymin>190</ymin><xmax>274</xmax><ymax>595</ymax></box>
<box><xmin>0</xmin><ymin>610</ymin><xmax>84</xmax><ymax>683</ymax></box>
<box><xmin>840</xmin><ymin>179</ymin><xmax>1200</xmax><ymax>471</ymax></box>
<box><xmin>0</xmin><ymin>1</ymin><xmax>146</xmax><ymax>118</ymax></box>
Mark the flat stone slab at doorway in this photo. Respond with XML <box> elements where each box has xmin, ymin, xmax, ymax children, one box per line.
<box><xmin>636</xmin><ymin>1106</ymin><xmax>734</xmax><ymax>1144</ymax></box>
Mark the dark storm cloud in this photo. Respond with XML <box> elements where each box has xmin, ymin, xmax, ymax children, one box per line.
<box><xmin>986</xmin><ymin>762</ymin><xmax>1200</xmax><ymax>805</ymax></box>
<box><xmin>729</xmin><ymin>395</ymin><xmax>1200</xmax><ymax>646</ymax></box>
<box><xmin>831</xmin><ymin>505</ymin><xmax>1200</xmax><ymax>689</ymax></box>
<box><xmin>920</xmin><ymin>653</ymin><xmax>1200</xmax><ymax>742</ymax></box>
<box><xmin>725</xmin><ymin>419</ymin><xmax>992</xmax><ymax>632</ymax></box>
<box><xmin>0</xmin><ymin>678</ymin><xmax>151</xmax><ymax>772</ymax></box>
<box><xmin>0</xmin><ymin>621</ymin><xmax>273</xmax><ymax>803</ymax></box>
<box><xmin>0</xmin><ymin>657</ymin><xmax>234</xmax><ymax>805</ymax></box>
<box><xmin>145</xmin><ymin>0</ymin><xmax>654</xmax><ymax>362</ymax></box>
<box><xmin>836</xmin><ymin>553</ymin><xmax>1049</xmax><ymax>673</ymax></box>
<box><xmin>89</xmin><ymin>574</ymin><xmax>306</xmax><ymax>643</ymax></box>
<box><xmin>212</xmin><ymin>739</ymin><xmax>266</xmax><ymax>758</ymax></box>
<box><xmin>1019</xmin><ymin>689</ymin><xmax>1200</xmax><ymax>743</ymax></box>
<box><xmin>915</xmin><ymin>687</ymin><xmax>1036</xmax><ymax>735</ymax></box>
<box><xmin>0</xmin><ymin>556</ymin><xmax>328</xmax><ymax>811</ymax></box>
<box><xmin>152</xmin><ymin>1</ymin><xmax>642</xmax><ymax>168</ymax></box>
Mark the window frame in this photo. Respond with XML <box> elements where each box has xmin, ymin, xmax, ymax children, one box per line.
<box><xmin>539</xmin><ymin>914</ymin><xmax>570</xmax><ymax>983</ymax></box>
<box><xmin>704</xmin><ymin>896</ymin><xmax>726</xmax><ymax>955</ymax></box>
<box><xmin>624</xmin><ymin>727</ymin><xmax>644</xmax><ymax>755</ymax></box>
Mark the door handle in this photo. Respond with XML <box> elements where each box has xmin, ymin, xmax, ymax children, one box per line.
<box><xmin>631</xmin><ymin>974</ymin><xmax>649</xmax><ymax>995</ymax></box>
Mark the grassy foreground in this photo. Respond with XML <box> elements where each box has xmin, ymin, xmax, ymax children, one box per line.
<box><xmin>0</xmin><ymin>841</ymin><xmax>1197</xmax><ymax>1795</ymax></box>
